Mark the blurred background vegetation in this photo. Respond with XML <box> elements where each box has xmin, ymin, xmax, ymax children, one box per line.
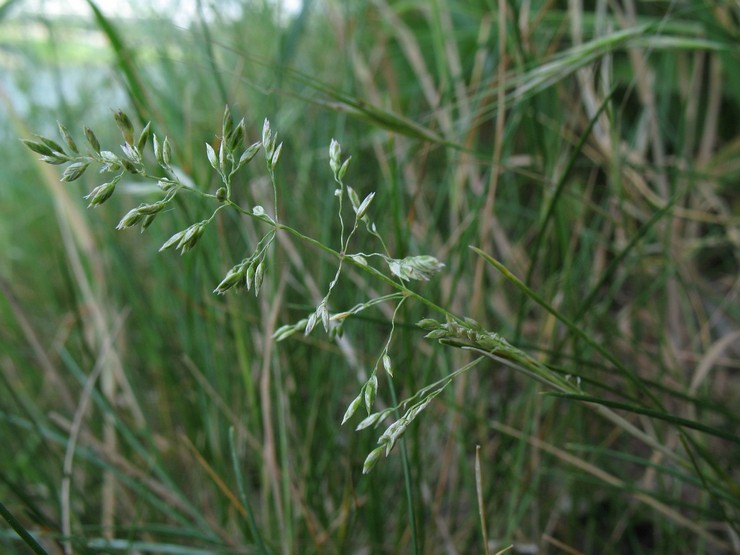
<box><xmin>1</xmin><ymin>0</ymin><xmax>738</xmax><ymax>553</ymax></box>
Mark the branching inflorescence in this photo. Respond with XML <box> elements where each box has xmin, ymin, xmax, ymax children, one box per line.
<box><xmin>24</xmin><ymin>107</ymin><xmax>467</xmax><ymax>473</ymax></box>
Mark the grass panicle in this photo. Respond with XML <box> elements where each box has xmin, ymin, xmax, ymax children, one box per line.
<box><xmin>2</xmin><ymin>1</ymin><xmax>738</xmax><ymax>553</ymax></box>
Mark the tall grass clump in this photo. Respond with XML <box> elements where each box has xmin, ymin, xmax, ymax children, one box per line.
<box><xmin>2</xmin><ymin>1</ymin><xmax>738</xmax><ymax>554</ymax></box>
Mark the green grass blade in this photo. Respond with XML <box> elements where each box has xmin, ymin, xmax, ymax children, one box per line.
<box><xmin>228</xmin><ymin>427</ymin><xmax>272</xmax><ymax>555</ymax></box>
<box><xmin>514</xmin><ymin>86</ymin><xmax>618</xmax><ymax>339</ymax></box>
<box><xmin>0</xmin><ymin>500</ymin><xmax>49</xmax><ymax>555</ymax></box>
<box><xmin>549</xmin><ymin>393</ymin><xmax>740</xmax><ymax>445</ymax></box>
<box><xmin>84</xmin><ymin>0</ymin><xmax>151</xmax><ymax>121</ymax></box>
<box><xmin>471</xmin><ymin>246</ymin><xmax>663</xmax><ymax>407</ymax></box>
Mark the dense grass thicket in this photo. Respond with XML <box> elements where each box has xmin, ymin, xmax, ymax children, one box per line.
<box><xmin>1</xmin><ymin>0</ymin><xmax>738</xmax><ymax>553</ymax></box>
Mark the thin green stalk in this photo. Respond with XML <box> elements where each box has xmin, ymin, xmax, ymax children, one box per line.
<box><xmin>0</xmin><ymin>500</ymin><xmax>49</xmax><ymax>555</ymax></box>
<box><xmin>84</xmin><ymin>0</ymin><xmax>151</xmax><ymax>122</ymax></box>
<box><xmin>271</xmin><ymin>219</ymin><xmax>458</xmax><ymax>321</ymax></box>
<box><xmin>570</xmin><ymin>191</ymin><xmax>682</xmax><ymax>324</ymax></box>
<box><xmin>473</xmin><ymin>246</ymin><xmax>664</xmax><ymax>409</ymax></box>
<box><xmin>57</xmin><ymin>349</ymin><xmax>218</xmax><ymax>536</ymax></box>
<box><xmin>196</xmin><ymin>0</ymin><xmax>229</xmax><ymax>107</ymax></box>
<box><xmin>471</xmin><ymin>247</ymin><xmax>736</xmax><ymax>502</ymax></box>
<box><xmin>514</xmin><ymin>86</ymin><xmax>618</xmax><ymax>341</ymax></box>
<box><xmin>549</xmin><ymin>393</ymin><xmax>740</xmax><ymax>444</ymax></box>
<box><xmin>385</xmin><ymin>376</ymin><xmax>420</xmax><ymax>555</ymax></box>
<box><xmin>229</xmin><ymin>427</ymin><xmax>271</xmax><ymax>555</ymax></box>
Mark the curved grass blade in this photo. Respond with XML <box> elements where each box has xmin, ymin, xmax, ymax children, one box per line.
<box><xmin>84</xmin><ymin>0</ymin><xmax>151</xmax><ymax>122</ymax></box>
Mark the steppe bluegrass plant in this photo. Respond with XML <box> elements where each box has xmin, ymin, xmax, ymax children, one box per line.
<box><xmin>24</xmin><ymin>108</ymin><xmax>593</xmax><ymax>475</ymax></box>
<box><xmin>25</xmin><ymin>107</ymin><xmax>484</xmax><ymax>473</ymax></box>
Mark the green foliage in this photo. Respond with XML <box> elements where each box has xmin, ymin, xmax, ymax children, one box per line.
<box><xmin>2</xmin><ymin>1</ymin><xmax>739</xmax><ymax>554</ymax></box>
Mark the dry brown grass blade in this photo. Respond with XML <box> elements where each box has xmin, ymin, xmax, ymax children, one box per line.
<box><xmin>181</xmin><ymin>355</ymin><xmax>263</xmax><ymax>453</ymax></box>
<box><xmin>61</xmin><ymin>309</ymin><xmax>128</xmax><ymax>555</ymax></box>
<box><xmin>373</xmin><ymin>0</ymin><xmax>454</xmax><ymax>137</ymax></box>
<box><xmin>489</xmin><ymin>421</ymin><xmax>732</xmax><ymax>552</ymax></box>
<box><xmin>472</xmin><ymin>0</ymin><xmax>509</xmax><ymax>321</ymax></box>
<box><xmin>2</xmin><ymin>85</ymin><xmax>146</xmax><ymax>540</ymax></box>
<box><xmin>258</xmin><ymin>268</ymin><xmax>288</xmax><ymax>545</ymax></box>
<box><xmin>475</xmin><ymin>444</ymin><xmax>491</xmax><ymax>555</ymax></box>
<box><xmin>0</xmin><ymin>277</ymin><xmax>75</xmax><ymax>410</ymax></box>
<box><xmin>180</xmin><ymin>433</ymin><xmax>248</xmax><ymax>519</ymax></box>
<box><xmin>48</xmin><ymin>411</ymin><xmax>234</xmax><ymax>542</ymax></box>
